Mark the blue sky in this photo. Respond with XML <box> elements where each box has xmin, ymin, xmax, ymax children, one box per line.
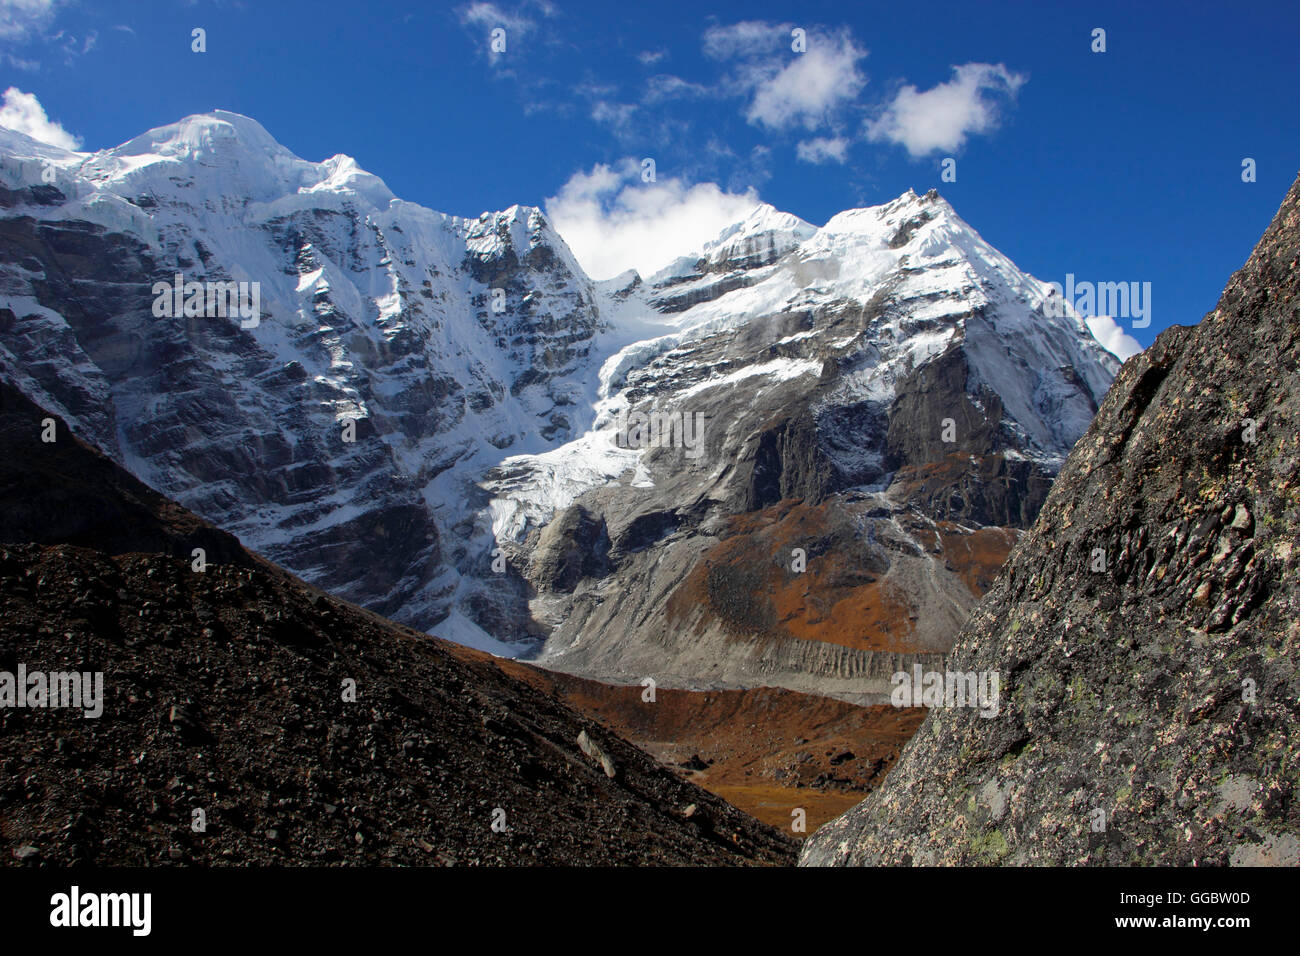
<box><xmin>2</xmin><ymin>0</ymin><xmax>1298</xmax><ymax>348</ymax></box>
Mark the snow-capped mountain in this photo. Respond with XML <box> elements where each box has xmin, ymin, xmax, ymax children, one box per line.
<box><xmin>0</xmin><ymin>110</ymin><xmax>1121</xmax><ymax>691</ymax></box>
<box><xmin>0</xmin><ymin>111</ymin><xmax>606</xmax><ymax>646</ymax></box>
<box><xmin>487</xmin><ymin>189</ymin><xmax>1121</xmax><ymax>697</ymax></box>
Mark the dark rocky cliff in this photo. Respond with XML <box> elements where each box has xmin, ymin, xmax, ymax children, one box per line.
<box><xmin>801</xmin><ymin>173</ymin><xmax>1300</xmax><ymax>866</ymax></box>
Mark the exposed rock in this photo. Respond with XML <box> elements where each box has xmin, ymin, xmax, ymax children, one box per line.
<box><xmin>801</xmin><ymin>172</ymin><xmax>1300</xmax><ymax>867</ymax></box>
<box><xmin>528</xmin><ymin>505</ymin><xmax>609</xmax><ymax>593</ymax></box>
<box><xmin>576</xmin><ymin>729</ymin><xmax>618</xmax><ymax>779</ymax></box>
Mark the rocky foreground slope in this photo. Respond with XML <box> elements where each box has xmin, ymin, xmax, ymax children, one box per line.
<box><xmin>0</xmin><ymin>381</ymin><xmax>794</xmax><ymax>865</ymax></box>
<box><xmin>801</xmin><ymin>174</ymin><xmax>1300</xmax><ymax>866</ymax></box>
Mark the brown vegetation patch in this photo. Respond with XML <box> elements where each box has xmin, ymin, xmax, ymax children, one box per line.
<box><xmin>666</xmin><ymin>499</ymin><xmax>921</xmax><ymax>653</ymax></box>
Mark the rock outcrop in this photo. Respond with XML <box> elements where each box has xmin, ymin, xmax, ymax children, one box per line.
<box><xmin>801</xmin><ymin>173</ymin><xmax>1300</xmax><ymax>866</ymax></box>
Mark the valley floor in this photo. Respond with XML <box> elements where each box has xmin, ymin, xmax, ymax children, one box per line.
<box><xmin>496</xmin><ymin>659</ymin><xmax>926</xmax><ymax>836</ymax></box>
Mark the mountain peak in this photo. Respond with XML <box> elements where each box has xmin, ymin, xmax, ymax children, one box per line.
<box><xmin>113</xmin><ymin>109</ymin><xmax>288</xmax><ymax>162</ymax></box>
<box><xmin>462</xmin><ymin>203</ymin><xmax>587</xmax><ymax>274</ymax></box>
<box><xmin>702</xmin><ymin>202</ymin><xmax>816</xmax><ymax>254</ymax></box>
<box><xmin>77</xmin><ymin>110</ymin><xmax>397</xmax><ymax>210</ymax></box>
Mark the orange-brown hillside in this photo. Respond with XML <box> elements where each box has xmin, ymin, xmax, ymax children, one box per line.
<box><xmin>665</xmin><ymin>497</ymin><xmax>1014</xmax><ymax>654</ymax></box>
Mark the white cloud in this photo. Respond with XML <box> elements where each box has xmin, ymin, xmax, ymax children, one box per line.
<box><xmin>637</xmin><ymin>49</ymin><xmax>667</xmax><ymax>66</ymax></box>
<box><xmin>702</xmin><ymin>20</ymin><xmax>790</xmax><ymax>60</ymax></box>
<box><xmin>0</xmin><ymin>87</ymin><xmax>81</xmax><ymax>149</ymax></box>
<box><xmin>796</xmin><ymin>135</ymin><xmax>848</xmax><ymax>164</ymax></box>
<box><xmin>458</xmin><ymin>0</ymin><xmax>541</xmax><ymax>35</ymax></box>
<box><xmin>0</xmin><ymin>0</ymin><xmax>60</xmax><ymax>41</ymax></box>
<box><xmin>642</xmin><ymin>74</ymin><xmax>709</xmax><ymax>104</ymax></box>
<box><xmin>590</xmin><ymin>100</ymin><xmax>636</xmax><ymax>133</ymax></box>
<box><xmin>739</xmin><ymin>31</ymin><xmax>867</xmax><ymax>131</ymax></box>
<box><xmin>701</xmin><ymin>23</ymin><xmax>866</xmax><ymax>132</ymax></box>
<box><xmin>866</xmin><ymin>62</ymin><xmax>1026</xmax><ymax>157</ymax></box>
<box><xmin>748</xmin><ymin>36</ymin><xmax>868</xmax><ymax>130</ymax></box>
<box><xmin>546</xmin><ymin>160</ymin><xmax>760</xmax><ymax>280</ymax></box>
<box><xmin>2</xmin><ymin>52</ymin><xmax>39</xmax><ymax>70</ymax></box>
<box><xmin>457</xmin><ymin>0</ymin><xmax>556</xmax><ymax>64</ymax></box>
<box><xmin>1085</xmin><ymin>314</ymin><xmax>1143</xmax><ymax>362</ymax></box>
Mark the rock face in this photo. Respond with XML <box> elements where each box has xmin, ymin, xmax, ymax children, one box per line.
<box><xmin>800</xmin><ymin>173</ymin><xmax>1300</xmax><ymax>866</ymax></box>
<box><xmin>0</xmin><ymin>113</ymin><xmax>604</xmax><ymax>644</ymax></box>
<box><xmin>0</xmin><ymin>383</ymin><xmax>794</xmax><ymax>866</ymax></box>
